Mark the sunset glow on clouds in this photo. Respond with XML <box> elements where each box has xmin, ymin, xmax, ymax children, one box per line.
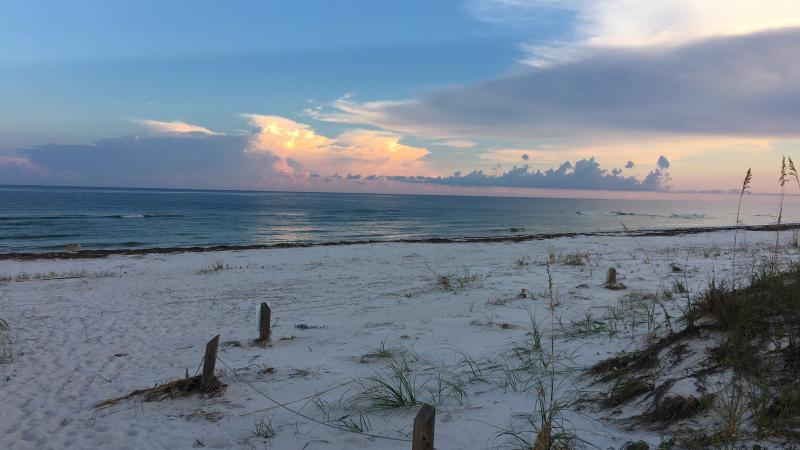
<box><xmin>1</xmin><ymin>0</ymin><xmax>799</xmax><ymax>195</ymax></box>
<box><xmin>244</xmin><ymin>114</ymin><xmax>432</xmax><ymax>177</ymax></box>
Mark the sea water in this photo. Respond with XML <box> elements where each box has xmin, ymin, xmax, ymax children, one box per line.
<box><xmin>0</xmin><ymin>185</ymin><xmax>793</xmax><ymax>253</ymax></box>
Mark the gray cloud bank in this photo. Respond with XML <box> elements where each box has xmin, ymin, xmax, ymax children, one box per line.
<box><xmin>317</xmin><ymin>28</ymin><xmax>800</xmax><ymax>140</ymax></box>
<box><xmin>0</xmin><ymin>135</ymin><xmax>672</xmax><ymax>192</ymax></box>
<box><xmin>1</xmin><ymin>135</ymin><xmax>280</xmax><ymax>189</ymax></box>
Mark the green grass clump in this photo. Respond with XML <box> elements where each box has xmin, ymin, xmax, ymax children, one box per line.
<box><xmin>361</xmin><ymin>357</ymin><xmax>423</xmax><ymax>409</ymax></box>
<box><xmin>434</xmin><ymin>267</ymin><xmax>483</xmax><ymax>291</ymax></box>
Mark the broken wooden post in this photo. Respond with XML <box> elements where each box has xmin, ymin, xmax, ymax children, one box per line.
<box><xmin>259</xmin><ymin>303</ymin><xmax>271</xmax><ymax>342</ymax></box>
<box><xmin>201</xmin><ymin>335</ymin><xmax>220</xmax><ymax>390</ymax></box>
<box><xmin>412</xmin><ymin>403</ymin><xmax>435</xmax><ymax>450</ymax></box>
<box><xmin>606</xmin><ymin>267</ymin><xmax>617</xmax><ymax>285</ymax></box>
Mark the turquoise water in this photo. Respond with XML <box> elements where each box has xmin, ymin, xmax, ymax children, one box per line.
<box><xmin>0</xmin><ymin>185</ymin><xmax>793</xmax><ymax>253</ymax></box>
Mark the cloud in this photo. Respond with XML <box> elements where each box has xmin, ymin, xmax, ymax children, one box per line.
<box><xmin>439</xmin><ymin>140</ymin><xmax>477</xmax><ymax>148</ymax></box>
<box><xmin>2</xmin><ymin>132</ymin><xmax>673</xmax><ymax>193</ymax></box>
<box><xmin>2</xmin><ymin>111</ymin><xmax>681</xmax><ymax>194</ymax></box>
<box><xmin>657</xmin><ymin>155</ymin><xmax>670</xmax><ymax>169</ymax></box>
<box><xmin>333</xmin><ymin>129</ymin><xmax>433</xmax><ymax>176</ymax></box>
<box><xmin>3</xmin><ymin>114</ymin><xmax>433</xmax><ymax>190</ymax></box>
<box><xmin>311</xmin><ymin>28</ymin><xmax>800</xmax><ymax>142</ymax></box>
<box><xmin>136</xmin><ymin>119</ymin><xmax>223</xmax><ymax>136</ymax></box>
<box><xmin>0</xmin><ymin>156</ymin><xmax>44</xmax><ymax>171</ymax></box>
<box><xmin>625</xmin><ymin>160</ymin><xmax>634</xmax><ymax>168</ymax></box>
<box><xmin>388</xmin><ymin>157</ymin><xmax>670</xmax><ymax>191</ymax></box>
<box><xmin>0</xmin><ymin>156</ymin><xmax>51</xmax><ymax>183</ymax></box>
<box><xmin>468</xmin><ymin>0</ymin><xmax>800</xmax><ymax>66</ymax></box>
<box><xmin>480</xmin><ymin>148</ymin><xmax>545</xmax><ymax>165</ymax></box>
<box><xmin>244</xmin><ymin>114</ymin><xmax>433</xmax><ymax>177</ymax></box>
<box><xmin>3</xmin><ymin>135</ymin><xmax>281</xmax><ymax>189</ymax></box>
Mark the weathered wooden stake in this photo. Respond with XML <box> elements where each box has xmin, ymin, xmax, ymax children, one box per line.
<box><xmin>412</xmin><ymin>403</ymin><xmax>435</xmax><ymax>450</ymax></box>
<box><xmin>606</xmin><ymin>267</ymin><xmax>617</xmax><ymax>285</ymax></box>
<box><xmin>259</xmin><ymin>303</ymin><xmax>271</xmax><ymax>342</ymax></box>
<box><xmin>201</xmin><ymin>334</ymin><xmax>220</xmax><ymax>390</ymax></box>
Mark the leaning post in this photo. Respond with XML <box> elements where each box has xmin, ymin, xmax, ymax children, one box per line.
<box><xmin>201</xmin><ymin>335</ymin><xmax>220</xmax><ymax>390</ymax></box>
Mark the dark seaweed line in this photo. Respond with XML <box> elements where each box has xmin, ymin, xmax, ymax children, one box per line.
<box><xmin>2</xmin><ymin>222</ymin><xmax>799</xmax><ymax>261</ymax></box>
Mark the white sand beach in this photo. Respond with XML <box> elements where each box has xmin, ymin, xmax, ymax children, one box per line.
<box><xmin>0</xmin><ymin>229</ymin><xmax>795</xmax><ymax>449</ymax></box>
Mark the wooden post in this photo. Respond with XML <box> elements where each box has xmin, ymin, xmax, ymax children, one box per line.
<box><xmin>259</xmin><ymin>303</ymin><xmax>271</xmax><ymax>342</ymax></box>
<box><xmin>201</xmin><ymin>335</ymin><xmax>220</xmax><ymax>390</ymax></box>
<box><xmin>412</xmin><ymin>403</ymin><xmax>435</xmax><ymax>450</ymax></box>
<box><xmin>606</xmin><ymin>267</ymin><xmax>617</xmax><ymax>285</ymax></box>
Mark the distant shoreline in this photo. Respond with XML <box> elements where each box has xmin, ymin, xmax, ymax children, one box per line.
<box><xmin>3</xmin><ymin>222</ymin><xmax>798</xmax><ymax>261</ymax></box>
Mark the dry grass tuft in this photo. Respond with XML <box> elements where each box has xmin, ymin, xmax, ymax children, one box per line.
<box><xmin>0</xmin><ymin>270</ymin><xmax>115</xmax><ymax>283</ymax></box>
<box><xmin>93</xmin><ymin>374</ymin><xmax>225</xmax><ymax>409</ymax></box>
<box><xmin>197</xmin><ymin>260</ymin><xmax>227</xmax><ymax>274</ymax></box>
<box><xmin>731</xmin><ymin>168</ymin><xmax>751</xmax><ymax>288</ymax></box>
<box><xmin>645</xmin><ymin>394</ymin><xmax>713</xmax><ymax>423</ymax></box>
<box><xmin>603</xmin><ymin>377</ymin><xmax>653</xmax><ymax>408</ymax></box>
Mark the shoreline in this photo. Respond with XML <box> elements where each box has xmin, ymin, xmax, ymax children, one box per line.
<box><xmin>3</xmin><ymin>221</ymin><xmax>799</xmax><ymax>261</ymax></box>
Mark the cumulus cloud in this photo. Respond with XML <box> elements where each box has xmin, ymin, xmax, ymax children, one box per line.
<box><xmin>625</xmin><ymin>160</ymin><xmax>634</xmax><ymax>168</ymax></box>
<box><xmin>657</xmin><ymin>155</ymin><xmax>670</xmax><ymax>169</ymax></box>
<box><xmin>136</xmin><ymin>119</ymin><xmax>223</xmax><ymax>136</ymax></box>
<box><xmin>388</xmin><ymin>157</ymin><xmax>670</xmax><ymax>191</ymax></box>
<box><xmin>522</xmin><ymin>153</ymin><xmax>529</xmax><ymax>161</ymax></box>
<box><xmin>311</xmin><ymin>28</ymin><xmax>800</xmax><ymax>142</ymax></box>
<box><xmin>244</xmin><ymin>114</ymin><xmax>433</xmax><ymax>176</ymax></box>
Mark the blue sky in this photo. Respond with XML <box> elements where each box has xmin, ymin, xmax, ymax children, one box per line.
<box><xmin>0</xmin><ymin>1</ymin><xmax>540</xmax><ymax>145</ymax></box>
<box><xmin>2</xmin><ymin>1</ymin><xmax>799</xmax><ymax>194</ymax></box>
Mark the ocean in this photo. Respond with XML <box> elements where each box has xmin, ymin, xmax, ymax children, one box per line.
<box><xmin>0</xmin><ymin>185</ymin><xmax>795</xmax><ymax>253</ymax></box>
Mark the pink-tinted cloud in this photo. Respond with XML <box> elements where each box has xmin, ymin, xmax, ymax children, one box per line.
<box><xmin>244</xmin><ymin>114</ymin><xmax>433</xmax><ymax>177</ymax></box>
<box><xmin>136</xmin><ymin>119</ymin><xmax>223</xmax><ymax>136</ymax></box>
<box><xmin>439</xmin><ymin>140</ymin><xmax>477</xmax><ymax>148</ymax></box>
<box><xmin>0</xmin><ymin>156</ymin><xmax>49</xmax><ymax>176</ymax></box>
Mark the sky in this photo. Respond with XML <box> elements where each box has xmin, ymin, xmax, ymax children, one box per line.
<box><xmin>1</xmin><ymin>0</ymin><xmax>799</xmax><ymax>196</ymax></box>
